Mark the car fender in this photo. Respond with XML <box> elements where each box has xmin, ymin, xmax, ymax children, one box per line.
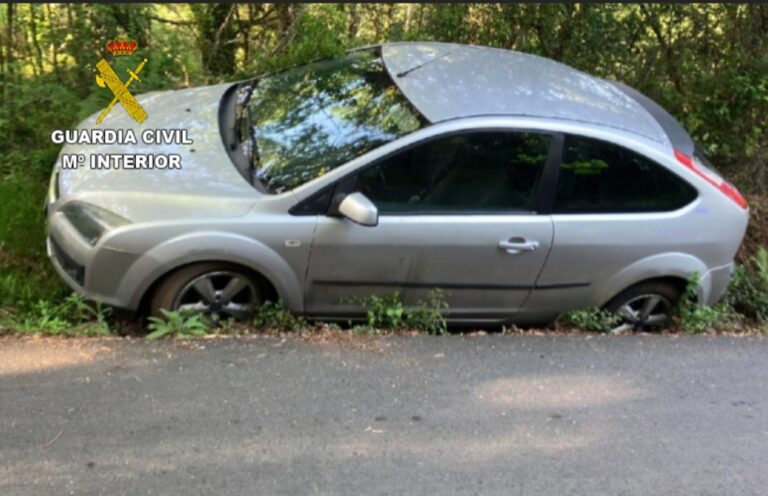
<box><xmin>117</xmin><ymin>231</ymin><xmax>303</xmax><ymax>312</ymax></box>
<box><xmin>596</xmin><ymin>252</ymin><xmax>708</xmax><ymax>307</ymax></box>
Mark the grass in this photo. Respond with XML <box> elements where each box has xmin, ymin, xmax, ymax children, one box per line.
<box><xmin>1</xmin><ymin>293</ymin><xmax>112</xmax><ymax>336</ymax></box>
<box><xmin>558</xmin><ymin>308</ymin><xmax>622</xmax><ymax>333</ymax></box>
<box><xmin>356</xmin><ymin>290</ymin><xmax>449</xmax><ymax>335</ymax></box>
<box><xmin>0</xmin><ymin>171</ymin><xmax>70</xmax><ymax>318</ymax></box>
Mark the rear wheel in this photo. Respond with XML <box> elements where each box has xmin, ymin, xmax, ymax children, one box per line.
<box><xmin>604</xmin><ymin>281</ymin><xmax>681</xmax><ymax>333</ymax></box>
<box><xmin>150</xmin><ymin>263</ymin><xmax>264</xmax><ymax>321</ymax></box>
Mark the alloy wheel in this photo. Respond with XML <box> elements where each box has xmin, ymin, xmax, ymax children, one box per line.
<box><xmin>610</xmin><ymin>293</ymin><xmax>673</xmax><ymax>333</ymax></box>
<box><xmin>172</xmin><ymin>271</ymin><xmax>260</xmax><ymax>321</ymax></box>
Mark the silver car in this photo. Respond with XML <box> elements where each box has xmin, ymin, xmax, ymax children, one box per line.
<box><xmin>46</xmin><ymin>42</ymin><xmax>749</xmax><ymax>330</ymax></box>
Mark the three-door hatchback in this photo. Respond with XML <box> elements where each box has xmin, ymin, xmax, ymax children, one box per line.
<box><xmin>46</xmin><ymin>42</ymin><xmax>749</xmax><ymax>331</ymax></box>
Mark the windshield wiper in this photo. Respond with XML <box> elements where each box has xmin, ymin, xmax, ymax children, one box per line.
<box><xmin>245</xmin><ymin>104</ymin><xmax>261</xmax><ymax>172</ymax></box>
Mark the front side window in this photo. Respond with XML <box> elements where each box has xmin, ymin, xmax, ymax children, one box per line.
<box><xmin>554</xmin><ymin>135</ymin><xmax>697</xmax><ymax>213</ymax></box>
<box><xmin>241</xmin><ymin>48</ymin><xmax>426</xmax><ymax>194</ymax></box>
<box><xmin>352</xmin><ymin>131</ymin><xmax>551</xmax><ymax>213</ymax></box>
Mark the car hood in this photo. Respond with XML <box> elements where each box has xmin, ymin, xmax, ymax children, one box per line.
<box><xmin>56</xmin><ymin>83</ymin><xmax>260</xmax><ymax>221</ymax></box>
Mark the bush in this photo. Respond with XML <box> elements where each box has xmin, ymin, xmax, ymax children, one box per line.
<box><xmin>677</xmin><ymin>272</ymin><xmax>743</xmax><ymax>334</ymax></box>
<box><xmin>357</xmin><ymin>290</ymin><xmax>448</xmax><ymax>334</ymax></box>
<box><xmin>252</xmin><ymin>300</ymin><xmax>308</xmax><ymax>332</ymax></box>
<box><xmin>559</xmin><ymin>308</ymin><xmax>622</xmax><ymax>333</ymax></box>
<box><xmin>146</xmin><ymin>309</ymin><xmax>211</xmax><ymax>339</ymax></box>
<box><xmin>726</xmin><ymin>248</ymin><xmax>768</xmax><ymax>324</ymax></box>
<box><xmin>1</xmin><ymin>293</ymin><xmax>111</xmax><ymax>336</ymax></box>
<box><xmin>404</xmin><ymin>289</ymin><xmax>449</xmax><ymax>335</ymax></box>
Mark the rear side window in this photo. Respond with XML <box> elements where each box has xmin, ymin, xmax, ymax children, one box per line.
<box><xmin>353</xmin><ymin>131</ymin><xmax>551</xmax><ymax>213</ymax></box>
<box><xmin>554</xmin><ymin>135</ymin><xmax>697</xmax><ymax>213</ymax></box>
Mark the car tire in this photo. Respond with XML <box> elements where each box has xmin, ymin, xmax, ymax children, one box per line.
<box><xmin>604</xmin><ymin>281</ymin><xmax>681</xmax><ymax>333</ymax></box>
<box><xmin>150</xmin><ymin>263</ymin><xmax>264</xmax><ymax>321</ymax></box>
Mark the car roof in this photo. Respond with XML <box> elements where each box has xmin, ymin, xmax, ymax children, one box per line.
<box><xmin>381</xmin><ymin>42</ymin><xmax>670</xmax><ymax>145</ymax></box>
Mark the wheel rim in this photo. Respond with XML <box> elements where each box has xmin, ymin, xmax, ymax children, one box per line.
<box><xmin>173</xmin><ymin>271</ymin><xmax>260</xmax><ymax>321</ymax></box>
<box><xmin>611</xmin><ymin>293</ymin><xmax>673</xmax><ymax>333</ymax></box>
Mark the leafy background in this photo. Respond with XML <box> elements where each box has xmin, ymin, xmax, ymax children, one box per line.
<box><xmin>0</xmin><ymin>3</ymin><xmax>766</xmax><ymax>326</ymax></box>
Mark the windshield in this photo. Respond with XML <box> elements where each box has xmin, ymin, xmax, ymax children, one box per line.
<box><xmin>238</xmin><ymin>48</ymin><xmax>426</xmax><ymax>194</ymax></box>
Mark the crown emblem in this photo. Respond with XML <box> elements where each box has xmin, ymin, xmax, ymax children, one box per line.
<box><xmin>106</xmin><ymin>37</ymin><xmax>138</xmax><ymax>57</ymax></box>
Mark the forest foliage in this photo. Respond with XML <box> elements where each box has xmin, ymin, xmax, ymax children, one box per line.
<box><xmin>0</xmin><ymin>3</ymin><xmax>766</xmax><ymax>329</ymax></box>
<box><xmin>2</xmin><ymin>4</ymin><xmax>766</xmax><ymax>183</ymax></box>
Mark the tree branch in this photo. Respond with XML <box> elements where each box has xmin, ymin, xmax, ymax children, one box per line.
<box><xmin>149</xmin><ymin>14</ymin><xmax>193</xmax><ymax>27</ymax></box>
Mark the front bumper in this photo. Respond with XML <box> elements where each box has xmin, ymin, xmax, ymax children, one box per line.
<box><xmin>46</xmin><ymin>210</ymin><xmax>140</xmax><ymax>310</ymax></box>
<box><xmin>47</xmin><ymin>235</ymin><xmax>84</xmax><ymax>287</ymax></box>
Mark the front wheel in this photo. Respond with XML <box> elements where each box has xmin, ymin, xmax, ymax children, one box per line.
<box><xmin>150</xmin><ymin>263</ymin><xmax>264</xmax><ymax>321</ymax></box>
<box><xmin>604</xmin><ymin>281</ymin><xmax>681</xmax><ymax>333</ymax></box>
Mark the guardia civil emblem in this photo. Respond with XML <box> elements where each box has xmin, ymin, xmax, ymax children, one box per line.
<box><xmin>94</xmin><ymin>36</ymin><xmax>148</xmax><ymax>124</ymax></box>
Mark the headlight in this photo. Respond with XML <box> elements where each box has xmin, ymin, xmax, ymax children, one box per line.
<box><xmin>59</xmin><ymin>201</ymin><xmax>130</xmax><ymax>245</ymax></box>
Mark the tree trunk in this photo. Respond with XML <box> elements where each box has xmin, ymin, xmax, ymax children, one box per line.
<box><xmin>192</xmin><ymin>4</ymin><xmax>238</xmax><ymax>79</ymax></box>
<box><xmin>46</xmin><ymin>4</ymin><xmax>59</xmax><ymax>76</ymax></box>
<box><xmin>6</xmin><ymin>3</ymin><xmax>14</xmax><ymax>76</ymax></box>
<box><xmin>30</xmin><ymin>4</ymin><xmax>44</xmax><ymax>76</ymax></box>
<box><xmin>347</xmin><ymin>4</ymin><xmax>359</xmax><ymax>42</ymax></box>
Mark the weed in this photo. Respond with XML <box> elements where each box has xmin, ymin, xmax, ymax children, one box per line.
<box><xmin>559</xmin><ymin>308</ymin><xmax>621</xmax><ymax>333</ymax></box>
<box><xmin>252</xmin><ymin>300</ymin><xmax>308</xmax><ymax>332</ymax></box>
<box><xmin>677</xmin><ymin>273</ymin><xmax>738</xmax><ymax>334</ymax></box>
<box><xmin>356</xmin><ymin>290</ymin><xmax>448</xmax><ymax>334</ymax></box>
<box><xmin>405</xmin><ymin>289</ymin><xmax>449</xmax><ymax>335</ymax></box>
<box><xmin>216</xmin><ymin>318</ymin><xmax>243</xmax><ymax>336</ymax></box>
<box><xmin>364</xmin><ymin>293</ymin><xmax>406</xmax><ymax>330</ymax></box>
<box><xmin>725</xmin><ymin>248</ymin><xmax>768</xmax><ymax>323</ymax></box>
<box><xmin>146</xmin><ymin>309</ymin><xmax>211</xmax><ymax>339</ymax></box>
<box><xmin>2</xmin><ymin>293</ymin><xmax>112</xmax><ymax>336</ymax></box>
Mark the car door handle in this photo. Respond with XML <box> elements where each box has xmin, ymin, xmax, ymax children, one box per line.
<box><xmin>498</xmin><ymin>238</ymin><xmax>540</xmax><ymax>254</ymax></box>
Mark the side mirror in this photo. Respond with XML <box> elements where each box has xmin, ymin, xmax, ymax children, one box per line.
<box><xmin>338</xmin><ymin>192</ymin><xmax>378</xmax><ymax>227</ymax></box>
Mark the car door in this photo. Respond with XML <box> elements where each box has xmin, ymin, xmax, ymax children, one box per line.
<box><xmin>526</xmin><ymin>133</ymin><xmax>700</xmax><ymax>314</ymax></box>
<box><xmin>304</xmin><ymin>130</ymin><xmax>556</xmax><ymax>321</ymax></box>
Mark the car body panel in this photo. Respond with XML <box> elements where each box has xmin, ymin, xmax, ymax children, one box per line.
<box><xmin>305</xmin><ymin>214</ymin><xmax>553</xmax><ymax>320</ymax></box>
<box><xmin>56</xmin><ymin>83</ymin><xmax>257</xmax><ymax>221</ymax></box>
<box><xmin>382</xmin><ymin>42</ymin><xmax>669</xmax><ymax>142</ymax></box>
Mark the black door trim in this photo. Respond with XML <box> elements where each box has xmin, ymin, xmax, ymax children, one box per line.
<box><xmin>533</xmin><ymin>132</ymin><xmax>564</xmax><ymax>214</ymax></box>
<box><xmin>312</xmin><ymin>280</ymin><xmax>590</xmax><ymax>290</ymax></box>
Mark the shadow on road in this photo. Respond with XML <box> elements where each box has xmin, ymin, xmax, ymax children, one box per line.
<box><xmin>1</xmin><ymin>335</ymin><xmax>766</xmax><ymax>495</ymax></box>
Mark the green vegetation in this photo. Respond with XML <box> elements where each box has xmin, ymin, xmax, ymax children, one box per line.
<box><xmin>559</xmin><ymin>308</ymin><xmax>622</xmax><ymax>333</ymax></box>
<box><xmin>252</xmin><ymin>300</ymin><xmax>308</xmax><ymax>332</ymax></box>
<box><xmin>143</xmin><ymin>301</ymin><xmax>308</xmax><ymax>339</ymax></box>
<box><xmin>1</xmin><ymin>293</ymin><xmax>111</xmax><ymax>336</ymax></box>
<box><xmin>676</xmin><ymin>273</ymin><xmax>738</xmax><ymax>334</ymax></box>
<box><xmin>135</xmin><ymin>292</ymin><xmax>449</xmax><ymax>339</ymax></box>
<box><xmin>725</xmin><ymin>249</ymin><xmax>768</xmax><ymax>326</ymax></box>
<box><xmin>675</xmin><ymin>254</ymin><xmax>768</xmax><ymax>334</ymax></box>
<box><xmin>0</xmin><ymin>4</ymin><xmax>766</xmax><ymax>335</ymax></box>
<box><xmin>357</xmin><ymin>290</ymin><xmax>448</xmax><ymax>335</ymax></box>
<box><xmin>560</xmin><ymin>253</ymin><xmax>768</xmax><ymax>334</ymax></box>
<box><xmin>146</xmin><ymin>309</ymin><xmax>211</xmax><ymax>339</ymax></box>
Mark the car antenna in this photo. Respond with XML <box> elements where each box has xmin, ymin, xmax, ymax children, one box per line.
<box><xmin>396</xmin><ymin>50</ymin><xmax>453</xmax><ymax>78</ymax></box>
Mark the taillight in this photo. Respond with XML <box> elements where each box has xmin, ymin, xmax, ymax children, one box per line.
<box><xmin>674</xmin><ymin>149</ymin><xmax>748</xmax><ymax>209</ymax></box>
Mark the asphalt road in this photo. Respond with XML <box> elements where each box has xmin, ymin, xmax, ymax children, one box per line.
<box><xmin>1</xmin><ymin>334</ymin><xmax>767</xmax><ymax>495</ymax></box>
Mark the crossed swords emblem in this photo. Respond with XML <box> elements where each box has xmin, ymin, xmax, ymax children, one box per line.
<box><xmin>95</xmin><ymin>58</ymin><xmax>148</xmax><ymax>124</ymax></box>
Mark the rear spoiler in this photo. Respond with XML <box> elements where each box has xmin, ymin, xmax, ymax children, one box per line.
<box><xmin>609</xmin><ymin>81</ymin><xmax>694</xmax><ymax>156</ymax></box>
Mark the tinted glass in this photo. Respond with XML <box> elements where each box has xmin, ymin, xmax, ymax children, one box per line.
<box><xmin>554</xmin><ymin>135</ymin><xmax>697</xmax><ymax>213</ymax></box>
<box><xmin>353</xmin><ymin>132</ymin><xmax>551</xmax><ymax>213</ymax></box>
<box><xmin>246</xmin><ymin>49</ymin><xmax>426</xmax><ymax>194</ymax></box>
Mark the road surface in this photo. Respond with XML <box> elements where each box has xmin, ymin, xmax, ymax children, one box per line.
<box><xmin>1</xmin><ymin>334</ymin><xmax>767</xmax><ymax>495</ymax></box>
